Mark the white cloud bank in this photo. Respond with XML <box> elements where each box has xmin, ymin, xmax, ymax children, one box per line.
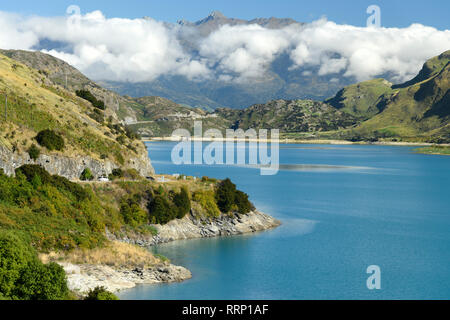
<box><xmin>0</xmin><ymin>10</ymin><xmax>449</xmax><ymax>83</ymax></box>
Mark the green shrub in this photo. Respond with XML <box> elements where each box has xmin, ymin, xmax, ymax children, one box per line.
<box><xmin>173</xmin><ymin>187</ymin><xmax>191</xmax><ymax>219</ymax></box>
<box><xmin>234</xmin><ymin>190</ymin><xmax>254</xmax><ymax>214</ymax></box>
<box><xmin>120</xmin><ymin>194</ymin><xmax>148</xmax><ymax>227</ymax></box>
<box><xmin>0</xmin><ymin>231</ymin><xmax>35</xmax><ymax>298</ymax></box>
<box><xmin>16</xmin><ymin>165</ymin><xmax>90</xmax><ymax>201</ymax></box>
<box><xmin>76</xmin><ymin>90</ymin><xmax>105</xmax><ymax>110</ymax></box>
<box><xmin>80</xmin><ymin>168</ymin><xmax>94</xmax><ymax>181</ymax></box>
<box><xmin>215</xmin><ymin>178</ymin><xmax>236</xmax><ymax>213</ymax></box>
<box><xmin>36</xmin><ymin>129</ymin><xmax>65</xmax><ymax>151</ymax></box>
<box><xmin>215</xmin><ymin>178</ymin><xmax>253</xmax><ymax>214</ymax></box>
<box><xmin>15</xmin><ymin>164</ymin><xmax>52</xmax><ymax>184</ymax></box>
<box><xmin>124</xmin><ymin>169</ymin><xmax>140</xmax><ymax>180</ymax></box>
<box><xmin>13</xmin><ymin>261</ymin><xmax>68</xmax><ymax>300</ymax></box>
<box><xmin>27</xmin><ymin>144</ymin><xmax>40</xmax><ymax>161</ymax></box>
<box><xmin>193</xmin><ymin>190</ymin><xmax>221</xmax><ymax>218</ymax></box>
<box><xmin>109</xmin><ymin>168</ymin><xmax>125</xmax><ymax>181</ymax></box>
<box><xmin>124</xmin><ymin>126</ymin><xmax>140</xmax><ymax>140</ymax></box>
<box><xmin>84</xmin><ymin>286</ymin><xmax>118</xmax><ymax>300</ymax></box>
<box><xmin>148</xmin><ymin>195</ymin><xmax>176</xmax><ymax>225</ymax></box>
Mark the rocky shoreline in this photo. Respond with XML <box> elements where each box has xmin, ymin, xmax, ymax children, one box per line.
<box><xmin>60</xmin><ymin>262</ymin><xmax>191</xmax><ymax>294</ymax></box>
<box><xmin>109</xmin><ymin>210</ymin><xmax>281</xmax><ymax>247</ymax></box>
<box><xmin>60</xmin><ymin>210</ymin><xmax>279</xmax><ymax>295</ymax></box>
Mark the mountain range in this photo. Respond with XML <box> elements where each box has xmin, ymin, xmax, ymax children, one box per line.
<box><xmin>1</xmin><ymin>47</ymin><xmax>448</xmax><ymax>144</ymax></box>
<box><xmin>100</xmin><ymin>11</ymin><xmax>354</xmax><ymax>109</ymax></box>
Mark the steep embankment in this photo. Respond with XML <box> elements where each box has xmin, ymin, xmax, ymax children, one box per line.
<box><xmin>0</xmin><ymin>51</ymin><xmax>154</xmax><ymax>179</ymax></box>
<box><xmin>109</xmin><ymin>210</ymin><xmax>280</xmax><ymax>247</ymax></box>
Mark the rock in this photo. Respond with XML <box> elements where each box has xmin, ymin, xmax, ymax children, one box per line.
<box><xmin>110</xmin><ymin>210</ymin><xmax>281</xmax><ymax>247</ymax></box>
<box><xmin>0</xmin><ymin>145</ymin><xmax>154</xmax><ymax>180</ymax></box>
<box><xmin>59</xmin><ymin>262</ymin><xmax>192</xmax><ymax>294</ymax></box>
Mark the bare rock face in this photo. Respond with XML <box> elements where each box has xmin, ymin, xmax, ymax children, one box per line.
<box><xmin>113</xmin><ymin>210</ymin><xmax>281</xmax><ymax>247</ymax></box>
<box><xmin>0</xmin><ymin>145</ymin><xmax>154</xmax><ymax>179</ymax></box>
<box><xmin>60</xmin><ymin>262</ymin><xmax>192</xmax><ymax>294</ymax></box>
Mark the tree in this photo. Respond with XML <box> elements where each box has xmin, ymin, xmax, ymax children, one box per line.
<box><xmin>234</xmin><ymin>190</ymin><xmax>254</xmax><ymax>214</ymax></box>
<box><xmin>148</xmin><ymin>195</ymin><xmax>175</xmax><ymax>225</ymax></box>
<box><xmin>215</xmin><ymin>178</ymin><xmax>253</xmax><ymax>214</ymax></box>
<box><xmin>215</xmin><ymin>178</ymin><xmax>236</xmax><ymax>213</ymax></box>
<box><xmin>0</xmin><ymin>231</ymin><xmax>35</xmax><ymax>298</ymax></box>
<box><xmin>80</xmin><ymin>168</ymin><xmax>94</xmax><ymax>181</ymax></box>
<box><xmin>27</xmin><ymin>144</ymin><xmax>40</xmax><ymax>161</ymax></box>
<box><xmin>13</xmin><ymin>261</ymin><xmax>68</xmax><ymax>300</ymax></box>
<box><xmin>120</xmin><ymin>195</ymin><xmax>148</xmax><ymax>227</ymax></box>
<box><xmin>36</xmin><ymin>129</ymin><xmax>65</xmax><ymax>151</ymax></box>
<box><xmin>173</xmin><ymin>187</ymin><xmax>191</xmax><ymax>219</ymax></box>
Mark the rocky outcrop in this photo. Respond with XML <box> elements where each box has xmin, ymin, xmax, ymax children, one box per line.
<box><xmin>0</xmin><ymin>145</ymin><xmax>154</xmax><ymax>179</ymax></box>
<box><xmin>110</xmin><ymin>210</ymin><xmax>281</xmax><ymax>247</ymax></box>
<box><xmin>60</xmin><ymin>262</ymin><xmax>191</xmax><ymax>294</ymax></box>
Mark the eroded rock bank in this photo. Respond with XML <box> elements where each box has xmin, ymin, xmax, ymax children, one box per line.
<box><xmin>0</xmin><ymin>145</ymin><xmax>154</xmax><ymax>179</ymax></box>
<box><xmin>110</xmin><ymin>210</ymin><xmax>281</xmax><ymax>247</ymax></box>
<box><xmin>60</xmin><ymin>262</ymin><xmax>191</xmax><ymax>294</ymax></box>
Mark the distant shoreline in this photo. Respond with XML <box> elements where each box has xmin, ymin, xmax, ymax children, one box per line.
<box><xmin>142</xmin><ymin>136</ymin><xmax>450</xmax><ymax>147</ymax></box>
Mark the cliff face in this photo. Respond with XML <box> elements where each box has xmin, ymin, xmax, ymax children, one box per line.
<box><xmin>110</xmin><ymin>210</ymin><xmax>281</xmax><ymax>247</ymax></box>
<box><xmin>0</xmin><ymin>145</ymin><xmax>154</xmax><ymax>180</ymax></box>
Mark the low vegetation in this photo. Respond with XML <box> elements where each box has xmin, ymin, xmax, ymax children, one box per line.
<box><xmin>215</xmin><ymin>178</ymin><xmax>254</xmax><ymax>214</ymax></box>
<box><xmin>0</xmin><ymin>230</ymin><xmax>68</xmax><ymax>300</ymax></box>
<box><xmin>84</xmin><ymin>286</ymin><xmax>118</xmax><ymax>300</ymax></box>
<box><xmin>36</xmin><ymin>129</ymin><xmax>65</xmax><ymax>151</ymax></box>
<box><xmin>414</xmin><ymin>145</ymin><xmax>450</xmax><ymax>155</ymax></box>
<box><xmin>75</xmin><ymin>90</ymin><xmax>105</xmax><ymax>110</ymax></box>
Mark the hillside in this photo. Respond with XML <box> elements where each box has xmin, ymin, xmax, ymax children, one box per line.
<box><xmin>215</xmin><ymin>100</ymin><xmax>357</xmax><ymax>133</ymax></box>
<box><xmin>0</xmin><ymin>51</ymin><xmax>153</xmax><ymax>179</ymax></box>
<box><xmin>0</xmin><ymin>49</ymin><xmax>146</xmax><ymax>124</ymax></box>
<box><xmin>325</xmin><ymin>79</ymin><xmax>394</xmax><ymax>119</ymax></box>
<box><xmin>332</xmin><ymin>50</ymin><xmax>450</xmax><ymax>143</ymax></box>
<box><xmin>215</xmin><ymin>50</ymin><xmax>450</xmax><ymax>143</ymax></box>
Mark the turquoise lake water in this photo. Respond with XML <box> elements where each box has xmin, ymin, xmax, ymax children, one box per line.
<box><xmin>119</xmin><ymin>142</ymin><xmax>450</xmax><ymax>300</ymax></box>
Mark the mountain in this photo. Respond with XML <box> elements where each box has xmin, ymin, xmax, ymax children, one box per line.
<box><xmin>0</xmin><ymin>50</ymin><xmax>154</xmax><ymax>179</ymax></box>
<box><xmin>3</xmin><ymin>48</ymin><xmax>447</xmax><ymax>144</ymax></box>
<box><xmin>228</xmin><ymin>50</ymin><xmax>450</xmax><ymax>143</ymax></box>
<box><xmin>346</xmin><ymin>51</ymin><xmax>449</xmax><ymax>142</ymax></box>
<box><xmin>107</xmin><ymin>50</ymin><xmax>450</xmax><ymax>143</ymax></box>
<box><xmin>101</xmin><ymin>12</ymin><xmax>352</xmax><ymax>109</ymax></box>
<box><xmin>177</xmin><ymin>11</ymin><xmax>299</xmax><ymax>36</ymax></box>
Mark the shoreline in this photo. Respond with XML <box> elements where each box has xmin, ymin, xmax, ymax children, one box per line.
<box><xmin>142</xmin><ymin>136</ymin><xmax>449</xmax><ymax>147</ymax></box>
<box><xmin>60</xmin><ymin>262</ymin><xmax>192</xmax><ymax>295</ymax></box>
<box><xmin>64</xmin><ymin>210</ymin><xmax>280</xmax><ymax>294</ymax></box>
<box><xmin>109</xmin><ymin>210</ymin><xmax>281</xmax><ymax>247</ymax></box>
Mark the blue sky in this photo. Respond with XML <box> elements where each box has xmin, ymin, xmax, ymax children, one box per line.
<box><xmin>1</xmin><ymin>0</ymin><xmax>449</xmax><ymax>29</ymax></box>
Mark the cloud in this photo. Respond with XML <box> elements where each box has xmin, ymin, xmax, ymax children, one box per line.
<box><xmin>287</xmin><ymin>19</ymin><xmax>450</xmax><ymax>81</ymax></box>
<box><xmin>0</xmin><ymin>10</ymin><xmax>449</xmax><ymax>84</ymax></box>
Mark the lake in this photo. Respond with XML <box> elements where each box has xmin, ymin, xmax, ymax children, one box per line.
<box><xmin>118</xmin><ymin>142</ymin><xmax>450</xmax><ymax>300</ymax></box>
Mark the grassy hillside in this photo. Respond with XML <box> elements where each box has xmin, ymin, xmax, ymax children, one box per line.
<box><xmin>0</xmin><ymin>52</ymin><xmax>146</xmax><ymax>168</ymax></box>
<box><xmin>338</xmin><ymin>51</ymin><xmax>450</xmax><ymax>143</ymax></box>
<box><xmin>325</xmin><ymin>79</ymin><xmax>393</xmax><ymax>119</ymax></box>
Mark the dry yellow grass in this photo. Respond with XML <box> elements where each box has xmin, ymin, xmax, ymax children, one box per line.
<box><xmin>40</xmin><ymin>241</ymin><xmax>164</xmax><ymax>268</ymax></box>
